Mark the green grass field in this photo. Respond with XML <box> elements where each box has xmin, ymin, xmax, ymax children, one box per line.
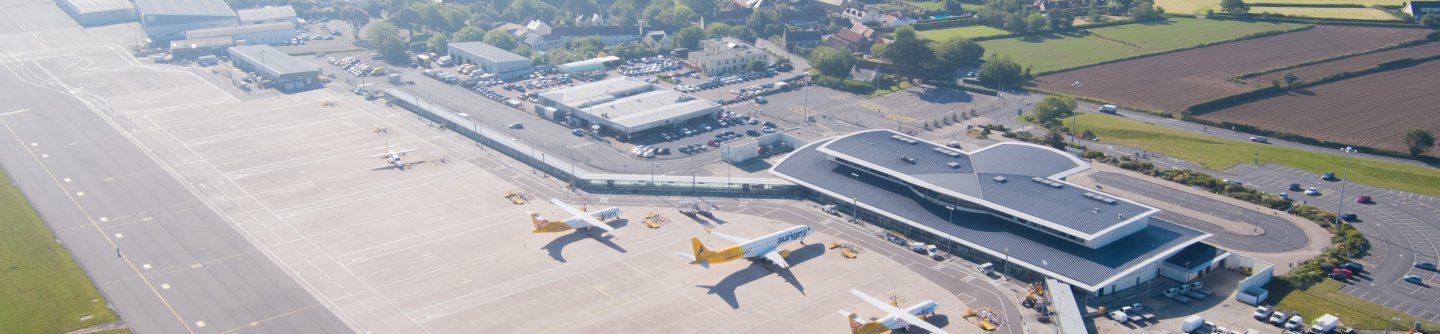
<box><xmin>1156</xmin><ymin>0</ymin><xmax>1406</xmax><ymax>15</ymax></box>
<box><xmin>0</xmin><ymin>170</ymin><xmax>120</xmax><ymax>333</ymax></box>
<box><xmin>903</xmin><ymin>0</ymin><xmax>985</xmax><ymax>11</ymax></box>
<box><xmin>1072</xmin><ymin>113</ymin><xmax>1440</xmax><ymax>197</ymax></box>
<box><xmin>918</xmin><ymin>25</ymin><xmax>1012</xmax><ymax>40</ymax></box>
<box><xmin>1271</xmin><ymin>280</ymin><xmax>1439</xmax><ymax>331</ymax></box>
<box><xmin>1253</xmin><ymin>6</ymin><xmax>1402</xmax><ymax>20</ymax></box>
<box><xmin>980</xmin><ymin>18</ymin><xmax>1305</xmax><ymax>73</ymax></box>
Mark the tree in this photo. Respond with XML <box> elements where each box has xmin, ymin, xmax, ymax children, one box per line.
<box><xmin>1282</xmin><ymin>72</ymin><xmax>1299</xmax><ymax>89</ymax></box>
<box><xmin>747</xmin><ymin>8</ymin><xmax>785</xmax><ymax>39</ymax></box>
<box><xmin>869</xmin><ymin>42</ymin><xmax>887</xmax><ymax>56</ymax></box>
<box><xmin>1044</xmin><ymin>129</ymin><xmax>1067</xmax><ymax>150</ymax></box>
<box><xmin>452</xmin><ymin>26</ymin><xmax>487</xmax><ymax>43</ymax></box>
<box><xmin>705</xmin><ymin>23</ymin><xmax>752</xmax><ymax>40</ymax></box>
<box><xmin>1031</xmin><ymin>95</ymin><xmax>1078</xmax><ymax>128</ymax></box>
<box><xmin>1220</xmin><ymin>0</ymin><xmax>1249</xmax><ymax>14</ymax></box>
<box><xmin>747</xmin><ymin>60</ymin><xmax>768</xmax><ymax>72</ymax></box>
<box><xmin>1422</xmin><ymin>13</ymin><xmax>1440</xmax><ymax>29</ymax></box>
<box><xmin>1088</xmin><ymin>7</ymin><xmax>1109</xmax><ymax>23</ymax></box>
<box><xmin>427</xmin><ymin>33</ymin><xmax>448</xmax><ymax>54</ymax></box>
<box><xmin>390</xmin><ymin>6</ymin><xmax>422</xmax><ymax>34</ymax></box>
<box><xmin>673</xmin><ymin>26</ymin><xmax>704</xmax><ymax>49</ymax></box>
<box><xmin>482</xmin><ymin>29</ymin><xmax>518</xmax><ymax>50</ymax></box>
<box><xmin>677</xmin><ymin>0</ymin><xmax>716</xmax><ymax>16</ymax></box>
<box><xmin>1026</xmin><ymin>12</ymin><xmax>1048</xmax><ymax>32</ymax></box>
<box><xmin>944</xmin><ymin>0</ymin><xmax>965</xmax><ymax>14</ymax></box>
<box><xmin>976</xmin><ymin>54</ymin><xmax>1024</xmax><ymax>89</ymax></box>
<box><xmin>366</xmin><ymin>22</ymin><xmax>408</xmax><ymax>64</ymax></box>
<box><xmin>808</xmin><ymin>46</ymin><xmax>855</xmax><ymax>77</ymax></box>
<box><xmin>881</xmin><ymin>26</ymin><xmax>935</xmax><ymax>82</ymax></box>
<box><xmin>932</xmin><ymin>37</ymin><xmax>985</xmax><ymax>72</ymax></box>
<box><xmin>341</xmin><ymin>6</ymin><xmax>370</xmax><ymax>38</ymax></box>
<box><xmin>1048</xmin><ymin>10</ymin><xmax>1075</xmax><ymax>31</ymax></box>
<box><xmin>1404</xmin><ymin>128</ymin><xmax>1436</xmax><ymax>156</ymax></box>
<box><xmin>1003</xmin><ymin>13</ymin><xmax>1029</xmax><ymax>33</ymax></box>
<box><xmin>1130</xmin><ymin>0</ymin><xmax>1166</xmax><ymax>21</ymax></box>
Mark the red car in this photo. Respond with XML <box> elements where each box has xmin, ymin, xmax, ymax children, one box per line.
<box><xmin>1356</xmin><ymin>195</ymin><xmax>1372</xmax><ymax>204</ymax></box>
<box><xmin>1333</xmin><ymin>268</ymin><xmax>1354</xmax><ymax>279</ymax></box>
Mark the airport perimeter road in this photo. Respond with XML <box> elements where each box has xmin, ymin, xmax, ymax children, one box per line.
<box><xmin>1090</xmin><ymin>172</ymin><xmax>1310</xmax><ymax>254</ymax></box>
<box><xmin>1228</xmin><ymin>164</ymin><xmax>1440</xmax><ymax>323</ymax></box>
<box><xmin>0</xmin><ymin>65</ymin><xmax>348</xmax><ymax>332</ymax></box>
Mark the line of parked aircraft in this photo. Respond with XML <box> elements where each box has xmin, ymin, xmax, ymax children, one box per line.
<box><xmin>529</xmin><ymin>199</ymin><xmax>949</xmax><ymax>334</ymax></box>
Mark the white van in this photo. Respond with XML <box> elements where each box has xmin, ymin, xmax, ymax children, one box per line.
<box><xmin>1099</xmin><ymin>104</ymin><xmax>1118</xmax><ymax>114</ymax></box>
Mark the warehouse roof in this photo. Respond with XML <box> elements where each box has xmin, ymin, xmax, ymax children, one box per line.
<box><xmin>62</xmin><ymin>0</ymin><xmax>134</xmax><ymax>13</ymax></box>
<box><xmin>538</xmin><ymin>76</ymin><xmax>653</xmax><ymax>107</ymax></box>
<box><xmin>229</xmin><ymin>45</ymin><xmax>318</xmax><ymax>76</ymax></box>
<box><xmin>815</xmin><ymin>130</ymin><xmax>1157</xmax><ymax>238</ymax></box>
<box><xmin>236</xmin><ymin>6</ymin><xmax>296</xmax><ymax>22</ymax></box>
<box><xmin>135</xmin><ymin>0</ymin><xmax>235</xmax><ymax>17</ymax></box>
<box><xmin>772</xmin><ymin>139</ymin><xmax>1209</xmax><ymax>290</ymax></box>
<box><xmin>169</xmin><ymin>36</ymin><xmax>233</xmax><ymax>49</ymax></box>
<box><xmin>186</xmin><ymin>22</ymin><xmax>294</xmax><ymax>39</ymax></box>
<box><xmin>448</xmin><ymin>41</ymin><xmax>529</xmax><ymax>63</ymax></box>
<box><xmin>581</xmin><ymin>90</ymin><xmax>719</xmax><ymax>128</ymax></box>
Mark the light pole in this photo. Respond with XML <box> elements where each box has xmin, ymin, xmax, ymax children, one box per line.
<box><xmin>1002</xmin><ymin>248</ymin><xmax>1010</xmax><ymax>277</ymax></box>
<box><xmin>850</xmin><ymin>172</ymin><xmax>860</xmax><ymax>222</ymax></box>
<box><xmin>1334</xmin><ymin>146</ymin><xmax>1356</xmax><ymax>226</ymax></box>
<box><xmin>946</xmin><ymin>206</ymin><xmax>955</xmax><ymax>226</ymax></box>
<box><xmin>1387</xmin><ymin>316</ymin><xmax>1399</xmax><ymax>334</ymax></box>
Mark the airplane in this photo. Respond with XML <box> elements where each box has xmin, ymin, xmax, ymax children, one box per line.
<box><xmin>677</xmin><ymin>225</ymin><xmax>810</xmax><ymax>269</ymax></box>
<box><xmin>840</xmin><ymin>289</ymin><xmax>945</xmax><ymax>334</ymax></box>
<box><xmin>529</xmin><ymin>198</ymin><xmax>621</xmax><ymax>233</ymax></box>
<box><xmin>365</xmin><ymin>141</ymin><xmax>419</xmax><ymax>170</ymax></box>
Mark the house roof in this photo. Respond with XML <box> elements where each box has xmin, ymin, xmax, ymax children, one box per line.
<box><xmin>549</xmin><ymin>25</ymin><xmax>641</xmax><ymax>37</ymax></box>
<box><xmin>771</xmin><ymin>137</ymin><xmax>1209</xmax><ymax>290</ymax></box>
<box><xmin>783</xmin><ymin>30</ymin><xmax>822</xmax><ymax>42</ymax></box>
<box><xmin>134</xmin><ymin>0</ymin><xmax>235</xmax><ymax>18</ymax></box>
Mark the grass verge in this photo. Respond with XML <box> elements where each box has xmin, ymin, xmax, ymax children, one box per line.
<box><xmin>0</xmin><ymin>169</ymin><xmax>120</xmax><ymax>333</ymax></box>
<box><xmin>918</xmin><ymin>25</ymin><xmax>1012</xmax><ymax>40</ymax></box>
<box><xmin>1270</xmin><ymin>279</ymin><xmax>1438</xmax><ymax>331</ymax></box>
<box><xmin>1071</xmin><ymin>112</ymin><xmax>1440</xmax><ymax>197</ymax></box>
<box><xmin>980</xmin><ymin>17</ymin><xmax>1304</xmax><ymax>73</ymax></box>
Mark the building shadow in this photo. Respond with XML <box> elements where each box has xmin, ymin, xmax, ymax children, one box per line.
<box><xmin>694</xmin><ymin>243</ymin><xmax>826</xmax><ymax>309</ymax></box>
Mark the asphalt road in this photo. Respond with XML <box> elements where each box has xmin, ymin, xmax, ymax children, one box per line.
<box><xmin>1227</xmin><ymin>164</ymin><xmax>1440</xmax><ymax>323</ymax></box>
<box><xmin>0</xmin><ymin>61</ymin><xmax>348</xmax><ymax>333</ymax></box>
<box><xmin>1090</xmin><ymin>172</ymin><xmax>1310</xmax><ymax>253</ymax></box>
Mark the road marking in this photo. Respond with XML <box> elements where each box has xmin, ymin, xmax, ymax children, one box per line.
<box><xmin>160</xmin><ymin>283</ymin><xmax>171</xmax><ymax>290</ymax></box>
<box><xmin>75</xmin><ymin>191</ymin><xmax>83</xmax><ymax>196</ymax></box>
<box><xmin>0</xmin><ymin>109</ymin><xmax>30</xmax><ymax>116</ymax></box>
<box><xmin>143</xmin><ymin>263</ymin><xmax>151</xmax><ymax>269</ymax></box>
<box><xmin>593</xmin><ymin>284</ymin><xmax>613</xmax><ymax>298</ymax></box>
<box><xmin>195</xmin><ymin>321</ymin><xmax>205</xmax><ymax>328</ymax></box>
<box><xmin>114</xmin><ymin>233</ymin><xmax>123</xmax><ymax>239</ymax></box>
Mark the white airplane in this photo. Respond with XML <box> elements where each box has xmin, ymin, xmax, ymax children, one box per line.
<box><xmin>677</xmin><ymin>225</ymin><xmax>810</xmax><ymax>269</ymax></box>
<box><xmin>365</xmin><ymin>141</ymin><xmax>419</xmax><ymax>170</ymax></box>
<box><xmin>528</xmin><ymin>198</ymin><xmax>621</xmax><ymax>233</ymax></box>
<box><xmin>841</xmin><ymin>289</ymin><xmax>945</xmax><ymax>334</ymax></box>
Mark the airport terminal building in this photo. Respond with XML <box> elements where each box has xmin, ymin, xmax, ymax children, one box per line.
<box><xmin>536</xmin><ymin>77</ymin><xmax>721</xmax><ymax>137</ymax></box>
<box><xmin>772</xmin><ymin>130</ymin><xmax>1225</xmax><ymax>296</ymax></box>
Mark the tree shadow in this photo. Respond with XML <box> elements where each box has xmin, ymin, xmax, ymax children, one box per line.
<box><xmin>541</xmin><ymin>219</ymin><xmax>629</xmax><ymax>262</ymax></box>
<box><xmin>694</xmin><ymin>243</ymin><xmax>826</xmax><ymax>309</ymax></box>
<box><xmin>907</xmin><ymin>87</ymin><xmax>974</xmax><ymax>104</ymax></box>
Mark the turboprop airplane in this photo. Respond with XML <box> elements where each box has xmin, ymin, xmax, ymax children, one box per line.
<box><xmin>677</xmin><ymin>225</ymin><xmax>810</xmax><ymax>269</ymax></box>
<box><xmin>365</xmin><ymin>141</ymin><xmax>419</xmax><ymax>170</ymax></box>
<box><xmin>529</xmin><ymin>198</ymin><xmax>621</xmax><ymax>233</ymax></box>
<box><xmin>840</xmin><ymin>289</ymin><xmax>945</xmax><ymax>334</ymax></box>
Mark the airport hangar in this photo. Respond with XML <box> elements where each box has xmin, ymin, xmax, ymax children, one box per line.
<box><xmin>134</xmin><ymin>0</ymin><xmax>239</xmax><ymax>44</ymax></box>
<box><xmin>772</xmin><ymin>129</ymin><xmax>1228</xmax><ymax>296</ymax></box>
<box><xmin>227</xmin><ymin>45</ymin><xmax>321</xmax><ymax>91</ymax></box>
<box><xmin>447</xmin><ymin>41</ymin><xmax>534</xmax><ymax>80</ymax></box>
<box><xmin>57</xmin><ymin>0</ymin><xmax>136</xmax><ymax>27</ymax></box>
<box><xmin>535</xmin><ymin>76</ymin><xmax>722</xmax><ymax>138</ymax></box>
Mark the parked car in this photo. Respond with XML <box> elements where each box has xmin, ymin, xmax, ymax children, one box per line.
<box><xmin>1416</xmin><ymin>261</ymin><xmax>1437</xmax><ymax>271</ymax></box>
<box><xmin>1269</xmin><ymin>311</ymin><xmax>1290</xmax><ymax>326</ymax></box>
<box><xmin>1254</xmin><ymin>306</ymin><xmax>1274</xmax><ymax>320</ymax></box>
<box><xmin>1356</xmin><ymin>195</ymin><xmax>1372</xmax><ymax>204</ymax></box>
<box><xmin>1340</xmin><ymin>212</ymin><xmax>1358</xmax><ymax>222</ymax></box>
<box><xmin>1322</xmin><ymin>171</ymin><xmax>1337</xmax><ymax>181</ymax></box>
<box><xmin>1250</xmin><ymin>136</ymin><xmax>1269</xmax><ymax>143</ymax></box>
<box><xmin>1289</xmin><ymin>183</ymin><xmax>1303</xmax><ymax>191</ymax></box>
<box><xmin>508</xmin><ymin>122</ymin><xmax>524</xmax><ymax>129</ymax></box>
<box><xmin>1403</xmin><ymin>275</ymin><xmax>1424</xmax><ymax>285</ymax></box>
<box><xmin>1305</xmin><ymin>187</ymin><xmax>1321</xmax><ymax>196</ymax></box>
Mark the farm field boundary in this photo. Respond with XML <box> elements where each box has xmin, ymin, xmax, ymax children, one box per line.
<box><xmin>982</xmin><ymin>18</ymin><xmax>1308</xmax><ymax>74</ymax></box>
<box><xmin>1236</xmin><ymin>37</ymin><xmax>1434</xmax><ymax>79</ymax></box>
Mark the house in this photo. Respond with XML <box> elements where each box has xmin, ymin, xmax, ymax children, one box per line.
<box><xmin>1403</xmin><ymin>0</ymin><xmax>1440</xmax><ymax>16</ymax></box>
<box><xmin>642</xmin><ymin>30</ymin><xmax>671</xmax><ymax>47</ymax></box>
<box><xmin>492</xmin><ymin>22</ymin><xmax>524</xmax><ymax>35</ymax></box>
<box><xmin>842</xmin><ymin>8</ymin><xmax>880</xmax><ymax>24</ymax></box>
<box><xmin>714</xmin><ymin>8</ymin><xmax>752</xmax><ymax>24</ymax></box>
<box><xmin>824</xmin><ymin>23</ymin><xmax>877</xmax><ymax>53</ymax></box>
<box><xmin>687</xmin><ymin>37</ymin><xmax>772</xmax><ymax>75</ymax></box>
<box><xmin>522</xmin><ymin>25</ymin><xmax>644</xmax><ymax>49</ymax></box>
<box><xmin>515</xmin><ymin>19</ymin><xmax>552</xmax><ymax>37</ymax></box>
<box><xmin>814</xmin><ymin>0</ymin><xmax>849</xmax><ymax>9</ymax></box>
<box><xmin>732</xmin><ymin>0</ymin><xmax>769</xmax><ymax>8</ymax></box>
<box><xmin>782</xmin><ymin>30</ymin><xmax>822</xmax><ymax>49</ymax></box>
<box><xmin>1035</xmin><ymin>0</ymin><xmax>1104</xmax><ymax>10</ymax></box>
<box><xmin>783</xmin><ymin>6</ymin><xmax>826</xmax><ymax>28</ymax></box>
<box><xmin>879</xmin><ymin>14</ymin><xmax>917</xmax><ymax>27</ymax></box>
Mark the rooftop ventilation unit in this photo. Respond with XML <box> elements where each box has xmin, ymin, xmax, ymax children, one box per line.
<box><xmin>900</xmin><ymin>156</ymin><xmax>917</xmax><ymax>164</ymax></box>
<box><xmin>992</xmin><ymin>176</ymin><xmax>1008</xmax><ymax>183</ymax></box>
<box><xmin>946</xmin><ymin>161</ymin><xmax>961</xmax><ymax>169</ymax></box>
<box><xmin>1031</xmin><ymin>177</ymin><xmax>1064</xmax><ymax>189</ymax></box>
<box><xmin>1083</xmin><ymin>192</ymin><xmax>1119</xmax><ymax>205</ymax></box>
<box><xmin>891</xmin><ymin>135</ymin><xmax>918</xmax><ymax>144</ymax></box>
<box><xmin>932</xmin><ymin>147</ymin><xmax>962</xmax><ymax>157</ymax></box>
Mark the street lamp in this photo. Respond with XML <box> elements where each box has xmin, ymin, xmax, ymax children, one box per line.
<box><xmin>850</xmin><ymin>172</ymin><xmax>860</xmax><ymax>222</ymax></box>
<box><xmin>1334</xmin><ymin>146</ymin><xmax>1357</xmax><ymax>226</ymax></box>
<box><xmin>1002</xmin><ymin>248</ymin><xmax>1010</xmax><ymax>277</ymax></box>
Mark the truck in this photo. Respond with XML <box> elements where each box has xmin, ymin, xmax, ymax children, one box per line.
<box><xmin>925</xmin><ymin>244</ymin><xmax>942</xmax><ymax>260</ymax></box>
<box><xmin>1285</xmin><ymin>314</ymin><xmax>1305</xmax><ymax>331</ymax></box>
<box><xmin>1181</xmin><ymin>315</ymin><xmax>1205</xmax><ymax>333</ymax></box>
<box><xmin>1310</xmin><ymin>314</ymin><xmax>1339</xmax><ymax>333</ymax></box>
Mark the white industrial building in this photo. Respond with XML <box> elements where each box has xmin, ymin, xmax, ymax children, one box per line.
<box><xmin>446</xmin><ymin>41</ymin><xmax>533</xmax><ymax>80</ymax></box>
<box><xmin>135</xmin><ymin>0</ymin><xmax>238</xmax><ymax>44</ymax></box>
<box><xmin>186</xmin><ymin>22</ymin><xmax>295</xmax><ymax>45</ymax></box>
<box><xmin>536</xmin><ymin>77</ymin><xmax>721</xmax><ymax>136</ymax></box>
<box><xmin>56</xmin><ymin>0</ymin><xmax>136</xmax><ymax>26</ymax></box>
<box><xmin>228</xmin><ymin>45</ymin><xmax>321</xmax><ymax>91</ymax></box>
<box><xmin>235</xmin><ymin>6</ymin><xmax>296</xmax><ymax>26</ymax></box>
<box><xmin>687</xmin><ymin>37</ymin><xmax>771</xmax><ymax>76</ymax></box>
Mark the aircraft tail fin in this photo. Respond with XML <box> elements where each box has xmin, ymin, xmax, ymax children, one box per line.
<box><xmin>684</xmin><ymin>237</ymin><xmax>712</xmax><ymax>268</ymax></box>
<box><xmin>528</xmin><ymin>211</ymin><xmax>548</xmax><ymax>229</ymax></box>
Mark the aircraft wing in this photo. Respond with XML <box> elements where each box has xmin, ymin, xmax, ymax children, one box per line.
<box><xmin>705</xmin><ymin>228</ymin><xmax>750</xmax><ymax>245</ymax></box>
<box><xmin>763</xmin><ymin>249</ymin><xmax>791</xmax><ymax>269</ymax></box>
<box><xmin>551</xmin><ymin>199</ymin><xmax>613</xmax><ymax>231</ymax></box>
<box><xmin>392</xmin><ymin>148</ymin><xmax>419</xmax><ymax>156</ymax></box>
<box><xmin>851</xmin><ymin>289</ymin><xmax>948</xmax><ymax>334</ymax></box>
<box><xmin>364</xmin><ymin>153</ymin><xmax>390</xmax><ymax>158</ymax></box>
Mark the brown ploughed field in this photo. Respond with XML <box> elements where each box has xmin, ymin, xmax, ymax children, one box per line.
<box><xmin>1249</xmin><ymin>41</ymin><xmax>1440</xmax><ymax>87</ymax></box>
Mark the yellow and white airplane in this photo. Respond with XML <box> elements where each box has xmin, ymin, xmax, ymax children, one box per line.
<box><xmin>677</xmin><ymin>225</ymin><xmax>810</xmax><ymax>269</ymax></box>
<box><xmin>528</xmin><ymin>199</ymin><xmax>621</xmax><ymax>233</ymax></box>
<box><xmin>364</xmin><ymin>141</ymin><xmax>420</xmax><ymax>170</ymax></box>
<box><xmin>841</xmin><ymin>289</ymin><xmax>945</xmax><ymax>334</ymax></box>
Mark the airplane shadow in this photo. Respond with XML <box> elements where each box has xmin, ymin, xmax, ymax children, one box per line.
<box><xmin>542</xmin><ymin>219</ymin><xmax>630</xmax><ymax>263</ymax></box>
<box><xmin>695</xmin><ymin>243</ymin><xmax>826</xmax><ymax>309</ymax></box>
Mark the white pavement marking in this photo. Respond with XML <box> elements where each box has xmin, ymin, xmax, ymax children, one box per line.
<box><xmin>161</xmin><ymin>283</ymin><xmax>171</xmax><ymax>290</ymax></box>
<box><xmin>0</xmin><ymin>109</ymin><xmax>29</xmax><ymax>116</ymax></box>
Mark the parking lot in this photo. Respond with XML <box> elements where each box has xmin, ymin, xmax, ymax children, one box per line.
<box><xmin>1227</xmin><ymin>163</ymin><xmax>1440</xmax><ymax>322</ymax></box>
